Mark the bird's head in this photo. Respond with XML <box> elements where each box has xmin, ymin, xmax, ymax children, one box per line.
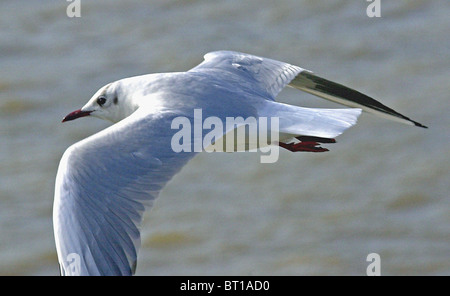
<box><xmin>62</xmin><ymin>81</ymin><xmax>138</xmax><ymax>123</ymax></box>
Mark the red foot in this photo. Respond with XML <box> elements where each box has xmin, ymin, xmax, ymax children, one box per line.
<box><xmin>279</xmin><ymin>142</ymin><xmax>329</xmax><ymax>152</ymax></box>
<box><xmin>279</xmin><ymin>136</ymin><xmax>336</xmax><ymax>153</ymax></box>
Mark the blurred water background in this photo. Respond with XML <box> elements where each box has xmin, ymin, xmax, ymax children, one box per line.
<box><xmin>0</xmin><ymin>0</ymin><xmax>448</xmax><ymax>275</ymax></box>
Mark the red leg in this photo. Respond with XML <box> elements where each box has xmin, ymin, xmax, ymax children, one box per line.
<box><xmin>279</xmin><ymin>136</ymin><xmax>336</xmax><ymax>152</ymax></box>
<box><xmin>278</xmin><ymin>141</ymin><xmax>329</xmax><ymax>152</ymax></box>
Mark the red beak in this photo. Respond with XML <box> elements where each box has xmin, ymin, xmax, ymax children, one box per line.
<box><xmin>62</xmin><ymin>109</ymin><xmax>92</xmax><ymax>122</ymax></box>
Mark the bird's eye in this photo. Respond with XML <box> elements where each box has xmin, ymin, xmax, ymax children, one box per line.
<box><xmin>97</xmin><ymin>96</ymin><xmax>107</xmax><ymax>106</ymax></box>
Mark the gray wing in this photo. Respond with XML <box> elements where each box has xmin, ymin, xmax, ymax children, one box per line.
<box><xmin>53</xmin><ymin>109</ymin><xmax>197</xmax><ymax>275</ymax></box>
<box><xmin>192</xmin><ymin>51</ymin><xmax>426</xmax><ymax>128</ymax></box>
<box><xmin>189</xmin><ymin>50</ymin><xmax>304</xmax><ymax>100</ymax></box>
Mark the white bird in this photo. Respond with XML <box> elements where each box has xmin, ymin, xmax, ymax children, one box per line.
<box><xmin>54</xmin><ymin>51</ymin><xmax>426</xmax><ymax>276</ymax></box>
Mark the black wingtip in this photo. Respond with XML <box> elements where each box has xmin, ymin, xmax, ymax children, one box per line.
<box><xmin>414</xmin><ymin>121</ymin><xmax>428</xmax><ymax>129</ymax></box>
<box><xmin>292</xmin><ymin>72</ymin><xmax>429</xmax><ymax>130</ymax></box>
<box><xmin>409</xmin><ymin>119</ymin><xmax>428</xmax><ymax>129</ymax></box>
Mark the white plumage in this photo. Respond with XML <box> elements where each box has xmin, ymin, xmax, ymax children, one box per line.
<box><xmin>54</xmin><ymin>51</ymin><xmax>425</xmax><ymax>275</ymax></box>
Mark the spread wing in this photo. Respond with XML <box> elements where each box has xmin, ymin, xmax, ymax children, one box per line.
<box><xmin>289</xmin><ymin>71</ymin><xmax>427</xmax><ymax>128</ymax></box>
<box><xmin>53</xmin><ymin>109</ymin><xmax>197</xmax><ymax>275</ymax></box>
<box><xmin>189</xmin><ymin>50</ymin><xmax>304</xmax><ymax>100</ymax></box>
<box><xmin>191</xmin><ymin>51</ymin><xmax>426</xmax><ymax>128</ymax></box>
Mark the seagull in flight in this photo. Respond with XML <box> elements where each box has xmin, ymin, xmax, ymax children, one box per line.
<box><xmin>54</xmin><ymin>51</ymin><xmax>426</xmax><ymax>275</ymax></box>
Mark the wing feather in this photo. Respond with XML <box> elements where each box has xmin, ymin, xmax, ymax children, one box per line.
<box><xmin>191</xmin><ymin>51</ymin><xmax>426</xmax><ymax>128</ymax></box>
<box><xmin>190</xmin><ymin>50</ymin><xmax>304</xmax><ymax>100</ymax></box>
<box><xmin>53</xmin><ymin>110</ymin><xmax>196</xmax><ymax>275</ymax></box>
<box><xmin>289</xmin><ymin>71</ymin><xmax>427</xmax><ymax>128</ymax></box>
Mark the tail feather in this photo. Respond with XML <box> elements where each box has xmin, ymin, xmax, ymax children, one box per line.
<box><xmin>259</xmin><ymin>100</ymin><xmax>362</xmax><ymax>140</ymax></box>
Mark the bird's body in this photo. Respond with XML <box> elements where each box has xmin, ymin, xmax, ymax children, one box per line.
<box><xmin>54</xmin><ymin>51</ymin><xmax>426</xmax><ymax>275</ymax></box>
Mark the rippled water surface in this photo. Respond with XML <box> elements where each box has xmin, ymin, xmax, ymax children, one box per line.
<box><xmin>0</xmin><ymin>0</ymin><xmax>448</xmax><ymax>275</ymax></box>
